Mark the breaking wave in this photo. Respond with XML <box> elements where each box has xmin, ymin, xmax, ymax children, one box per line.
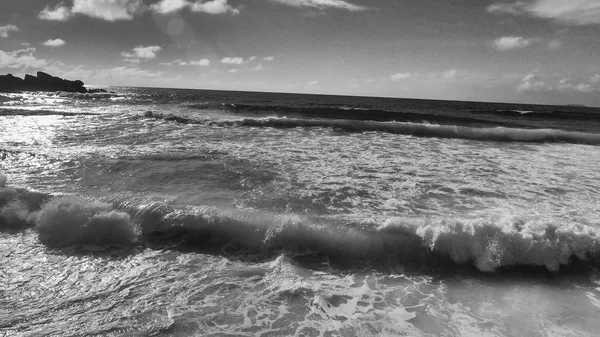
<box><xmin>198</xmin><ymin>103</ymin><xmax>506</xmax><ymax>127</ymax></box>
<box><xmin>0</xmin><ymin>108</ymin><xmax>99</xmax><ymax>116</ymax></box>
<box><xmin>485</xmin><ymin>109</ymin><xmax>597</xmax><ymax>120</ymax></box>
<box><xmin>145</xmin><ymin>112</ymin><xmax>600</xmax><ymax>145</ymax></box>
<box><xmin>2</xmin><ymin>176</ymin><xmax>600</xmax><ymax>273</ymax></box>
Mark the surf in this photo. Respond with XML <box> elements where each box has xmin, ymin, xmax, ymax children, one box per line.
<box><xmin>2</xmin><ymin>176</ymin><xmax>600</xmax><ymax>273</ymax></box>
<box><xmin>144</xmin><ymin>112</ymin><xmax>600</xmax><ymax>145</ymax></box>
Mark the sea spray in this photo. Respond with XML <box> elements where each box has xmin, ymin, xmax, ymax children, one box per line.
<box><xmin>0</xmin><ymin>181</ymin><xmax>48</xmax><ymax>230</ymax></box>
<box><xmin>36</xmin><ymin>196</ymin><xmax>137</xmax><ymax>246</ymax></box>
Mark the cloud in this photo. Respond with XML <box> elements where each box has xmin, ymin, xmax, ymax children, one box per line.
<box><xmin>517</xmin><ymin>74</ymin><xmax>551</xmax><ymax>91</ymax></box>
<box><xmin>263</xmin><ymin>56</ymin><xmax>275</xmax><ymax>61</ymax></box>
<box><xmin>151</xmin><ymin>0</ymin><xmax>239</xmax><ymax>15</ymax></box>
<box><xmin>108</xmin><ymin>66</ymin><xmax>164</xmax><ymax>79</ymax></box>
<box><xmin>151</xmin><ymin>0</ymin><xmax>190</xmax><ymax>14</ymax></box>
<box><xmin>518</xmin><ymin>73</ymin><xmax>600</xmax><ymax>93</ymax></box>
<box><xmin>39</xmin><ymin>0</ymin><xmax>144</xmax><ymax>21</ymax></box>
<box><xmin>38</xmin><ymin>3</ymin><xmax>72</xmax><ymax>21</ymax></box>
<box><xmin>487</xmin><ymin>1</ymin><xmax>527</xmax><ymax>15</ymax></box>
<box><xmin>547</xmin><ymin>39</ymin><xmax>562</xmax><ymax>49</ymax></box>
<box><xmin>248</xmin><ymin>56</ymin><xmax>257</xmax><ymax>61</ymax></box>
<box><xmin>390</xmin><ymin>72</ymin><xmax>411</xmax><ymax>81</ymax></box>
<box><xmin>492</xmin><ymin>36</ymin><xmax>534</xmax><ymax>50</ymax></box>
<box><xmin>487</xmin><ymin>0</ymin><xmax>600</xmax><ymax>26</ymax></box>
<box><xmin>189</xmin><ymin>0</ymin><xmax>240</xmax><ymax>15</ymax></box>
<box><xmin>72</xmin><ymin>0</ymin><xmax>143</xmax><ymax>21</ymax></box>
<box><xmin>0</xmin><ymin>48</ymin><xmax>48</xmax><ymax>69</ymax></box>
<box><xmin>121</xmin><ymin>45</ymin><xmax>162</xmax><ymax>62</ymax></box>
<box><xmin>228</xmin><ymin>68</ymin><xmax>238</xmax><ymax>73</ymax></box>
<box><xmin>270</xmin><ymin>0</ymin><xmax>366</xmax><ymax>11</ymax></box>
<box><xmin>40</xmin><ymin>0</ymin><xmax>240</xmax><ymax>21</ymax></box>
<box><xmin>0</xmin><ymin>24</ymin><xmax>18</xmax><ymax>38</ymax></box>
<box><xmin>160</xmin><ymin>58</ymin><xmax>210</xmax><ymax>66</ymax></box>
<box><xmin>43</xmin><ymin>38</ymin><xmax>66</xmax><ymax>47</ymax></box>
<box><xmin>253</xmin><ymin>64</ymin><xmax>265</xmax><ymax>71</ymax></box>
<box><xmin>308</xmin><ymin>80</ymin><xmax>319</xmax><ymax>85</ymax></box>
<box><xmin>190</xmin><ymin>59</ymin><xmax>210</xmax><ymax>66</ymax></box>
<box><xmin>221</xmin><ymin>57</ymin><xmax>244</xmax><ymax>64</ymax></box>
<box><xmin>442</xmin><ymin>69</ymin><xmax>459</xmax><ymax>80</ymax></box>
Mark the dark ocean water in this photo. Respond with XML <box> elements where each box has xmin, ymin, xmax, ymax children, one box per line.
<box><xmin>2</xmin><ymin>87</ymin><xmax>600</xmax><ymax>336</ymax></box>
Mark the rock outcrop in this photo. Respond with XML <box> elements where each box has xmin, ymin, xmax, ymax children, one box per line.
<box><xmin>0</xmin><ymin>71</ymin><xmax>88</xmax><ymax>93</ymax></box>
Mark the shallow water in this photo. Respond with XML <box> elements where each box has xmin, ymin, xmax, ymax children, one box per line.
<box><xmin>2</xmin><ymin>88</ymin><xmax>600</xmax><ymax>336</ymax></box>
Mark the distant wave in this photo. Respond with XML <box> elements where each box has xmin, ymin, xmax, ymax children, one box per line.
<box><xmin>2</xmin><ymin>176</ymin><xmax>600</xmax><ymax>273</ymax></box>
<box><xmin>495</xmin><ymin>110</ymin><xmax>536</xmax><ymax>115</ymax></box>
<box><xmin>61</xmin><ymin>92</ymin><xmax>115</xmax><ymax>99</ymax></box>
<box><xmin>144</xmin><ymin>112</ymin><xmax>600</xmax><ymax>145</ymax></box>
<box><xmin>478</xmin><ymin>108</ymin><xmax>598</xmax><ymax>120</ymax></box>
<box><xmin>188</xmin><ymin>103</ymin><xmax>505</xmax><ymax>127</ymax></box>
<box><xmin>0</xmin><ymin>108</ymin><xmax>99</xmax><ymax>116</ymax></box>
<box><xmin>1</xmin><ymin>91</ymin><xmax>119</xmax><ymax>100</ymax></box>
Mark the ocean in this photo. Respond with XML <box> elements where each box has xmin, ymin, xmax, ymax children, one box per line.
<box><xmin>1</xmin><ymin>87</ymin><xmax>600</xmax><ymax>336</ymax></box>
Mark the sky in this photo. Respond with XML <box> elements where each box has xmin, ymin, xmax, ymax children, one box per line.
<box><xmin>1</xmin><ymin>0</ymin><xmax>600</xmax><ymax>106</ymax></box>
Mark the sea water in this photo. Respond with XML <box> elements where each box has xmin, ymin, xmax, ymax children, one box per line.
<box><xmin>2</xmin><ymin>88</ymin><xmax>600</xmax><ymax>336</ymax></box>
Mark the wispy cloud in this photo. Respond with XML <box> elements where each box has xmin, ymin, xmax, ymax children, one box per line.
<box><xmin>190</xmin><ymin>0</ymin><xmax>240</xmax><ymax>15</ymax></box>
<box><xmin>221</xmin><ymin>57</ymin><xmax>244</xmax><ymax>64</ymax></box>
<box><xmin>121</xmin><ymin>46</ymin><xmax>162</xmax><ymax>62</ymax></box>
<box><xmin>547</xmin><ymin>39</ymin><xmax>562</xmax><ymax>49</ymax></box>
<box><xmin>492</xmin><ymin>36</ymin><xmax>534</xmax><ymax>50</ymax></box>
<box><xmin>0</xmin><ymin>47</ymin><xmax>48</xmax><ymax>69</ymax></box>
<box><xmin>270</xmin><ymin>0</ymin><xmax>366</xmax><ymax>11</ymax></box>
<box><xmin>262</xmin><ymin>56</ymin><xmax>275</xmax><ymax>61</ymax></box>
<box><xmin>518</xmin><ymin>73</ymin><xmax>600</xmax><ymax>93</ymax></box>
<box><xmin>0</xmin><ymin>24</ymin><xmax>18</xmax><ymax>38</ymax></box>
<box><xmin>152</xmin><ymin>0</ymin><xmax>240</xmax><ymax>15</ymax></box>
<box><xmin>38</xmin><ymin>3</ymin><xmax>72</xmax><ymax>21</ymax></box>
<box><xmin>43</xmin><ymin>38</ymin><xmax>66</xmax><ymax>47</ymax></box>
<box><xmin>442</xmin><ymin>69</ymin><xmax>459</xmax><ymax>80</ymax></box>
<box><xmin>160</xmin><ymin>58</ymin><xmax>210</xmax><ymax>66</ymax></box>
<box><xmin>151</xmin><ymin>0</ymin><xmax>190</xmax><ymax>14</ymax></box>
<box><xmin>228</xmin><ymin>68</ymin><xmax>238</xmax><ymax>73</ymax></box>
<box><xmin>390</xmin><ymin>72</ymin><xmax>411</xmax><ymax>81</ymax></box>
<box><xmin>390</xmin><ymin>69</ymin><xmax>468</xmax><ymax>83</ymax></box>
<box><xmin>308</xmin><ymin>80</ymin><xmax>319</xmax><ymax>85</ymax></box>
<box><xmin>253</xmin><ymin>64</ymin><xmax>265</xmax><ymax>71</ymax></box>
<box><xmin>108</xmin><ymin>66</ymin><xmax>164</xmax><ymax>79</ymax></box>
<box><xmin>72</xmin><ymin>0</ymin><xmax>143</xmax><ymax>21</ymax></box>
<box><xmin>38</xmin><ymin>0</ymin><xmax>144</xmax><ymax>22</ymax></box>
<box><xmin>487</xmin><ymin>2</ymin><xmax>527</xmax><ymax>15</ymax></box>
<box><xmin>487</xmin><ymin>0</ymin><xmax>600</xmax><ymax>26</ymax></box>
<box><xmin>190</xmin><ymin>59</ymin><xmax>211</xmax><ymax>66</ymax></box>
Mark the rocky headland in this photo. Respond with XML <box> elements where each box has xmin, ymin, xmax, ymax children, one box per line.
<box><xmin>0</xmin><ymin>71</ymin><xmax>104</xmax><ymax>93</ymax></box>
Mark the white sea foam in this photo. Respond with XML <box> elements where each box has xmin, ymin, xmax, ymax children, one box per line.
<box><xmin>4</xmin><ymin>179</ymin><xmax>598</xmax><ymax>272</ymax></box>
<box><xmin>145</xmin><ymin>113</ymin><xmax>600</xmax><ymax>145</ymax></box>
<box><xmin>36</xmin><ymin>196</ymin><xmax>137</xmax><ymax>246</ymax></box>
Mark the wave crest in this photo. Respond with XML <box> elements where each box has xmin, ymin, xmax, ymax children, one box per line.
<box><xmin>145</xmin><ymin>112</ymin><xmax>600</xmax><ymax>145</ymax></box>
<box><xmin>36</xmin><ymin>196</ymin><xmax>137</xmax><ymax>246</ymax></box>
<box><xmin>3</xmin><ymin>176</ymin><xmax>600</xmax><ymax>272</ymax></box>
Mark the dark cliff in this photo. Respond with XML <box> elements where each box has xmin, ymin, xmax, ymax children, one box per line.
<box><xmin>0</xmin><ymin>71</ymin><xmax>88</xmax><ymax>93</ymax></box>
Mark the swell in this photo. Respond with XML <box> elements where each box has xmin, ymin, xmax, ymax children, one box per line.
<box><xmin>0</xmin><ymin>108</ymin><xmax>99</xmax><ymax>116</ymax></box>
<box><xmin>478</xmin><ymin>109</ymin><xmax>599</xmax><ymax>120</ymax></box>
<box><xmin>2</xmin><ymin>177</ymin><xmax>600</xmax><ymax>273</ymax></box>
<box><xmin>145</xmin><ymin>112</ymin><xmax>600</xmax><ymax>145</ymax></box>
<box><xmin>191</xmin><ymin>103</ymin><xmax>509</xmax><ymax>127</ymax></box>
